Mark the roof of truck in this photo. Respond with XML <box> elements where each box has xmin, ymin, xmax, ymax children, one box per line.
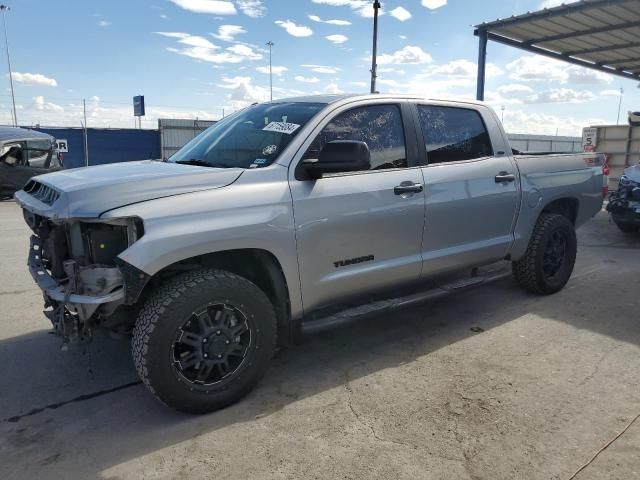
<box><xmin>267</xmin><ymin>93</ymin><xmax>487</xmax><ymax>106</ymax></box>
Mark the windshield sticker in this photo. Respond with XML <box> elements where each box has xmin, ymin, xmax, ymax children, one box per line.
<box><xmin>250</xmin><ymin>158</ymin><xmax>268</xmax><ymax>169</ymax></box>
<box><xmin>263</xmin><ymin>122</ymin><xmax>301</xmax><ymax>135</ymax></box>
<box><xmin>262</xmin><ymin>145</ymin><xmax>278</xmax><ymax>156</ymax></box>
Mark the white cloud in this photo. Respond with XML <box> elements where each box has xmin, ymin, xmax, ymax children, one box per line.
<box><xmin>168</xmin><ymin>0</ymin><xmax>237</xmax><ymax>15</ymax></box>
<box><xmin>399</xmin><ymin>35</ymin><xmax>407</xmax><ymax>40</ymax></box>
<box><xmin>256</xmin><ymin>65</ymin><xmax>288</xmax><ymax>76</ymax></box>
<box><xmin>377</xmin><ymin>45</ymin><xmax>432</xmax><ymax>65</ymax></box>
<box><xmin>600</xmin><ymin>89</ymin><xmax>623</xmax><ymax>97</ymax></box>
<box><xmin>301</xmin><ymin>64</ymin><xmax>341</xmax><ymax>74</ymax></box>
<box><xmin>295</xmin><ymin>75</ymin><xmax>320</xmax><ymax>83</ymax></box>
<box><xmin>432</xmin><ymin>59</ymin><xmax>502</xmax><ymax>78</ymax></box>
<box><xmin>326</xmin><ymin>34</ymin><xmax>348</xmax><ymax>44</ymax></box>
<box><xmin>539</xmin><ymin>0</ymin><xmax>579</xmax><ymax>8</ymax></box>
<box><xmin>236</xmin><ymin>0</ymin><xmax>265</xmax><ymax>17</ymax></box>
<box><xmin>422</xmin><ymin>0</ymin><xmax>447</xmax><ymax>10</ymax></box>
<box><xmin>218</xmin><ymin>76</ymin><xmax>270</xmax><ymax>109</ymax></box>
<box><xmin>390</xmin><ymin>6</ymin><xmax>412</xmax><ymax>21</ymax></box>
<box><xmin>307</xmin><ymin>14</ymin><xmax>351</xmax><ymax>25</ymax></box>
<box><xmin>311</xmin><ymin>0</ymin><xmax>377</xmax><ymax>18</ymax></box>
<box><xmin>32</xmin><ymin>96</ymin><xmax>64</xmax><ymax>113</ymax></box>
<box><xmin>525</xmin><ymin>88</ymin><xmax>595</xmax><ymax>104</ymax></box>
<box><xmin>497</xmin><ymin>84</ymin><xmax>535</xmax><ymax>95</ymax></box>
<box><xmin>325</xmin><ymin>82</ymin><xmax>344</xmax><ymax>94</ymax></box>
<box><xmin>507</xmin><ymin>55</ymin><xmax>612</xmax><ymax>84</ymax></box>
<box><xmin>275</xmin><ymin>20</ymin><xmax>313</xmax><ymax>37</ymax></box>
<box><xmin>212</xmin><ymin>24</ymin><xmax>246</xmax><ymax>41</ymax></box>
<box><xmin>98</xmin><ymin>20</ymin><xmax>111</xmax><ymax>27</ymax></box>
<box><xmin>500</xmin><ymin>108</ymin><xmax>604</xmax><ymax>136</ymax></box>
<box><xmin>11</xmin><ymin>72</ymin><xmax>57</xmax><ymax>87</ymax></box>
<box><xmin>157</xmin><ymin>31</ymin><xmax>262</xmax><ymax>63</ymax></box>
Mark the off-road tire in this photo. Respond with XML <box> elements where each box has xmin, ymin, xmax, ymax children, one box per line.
<box><xmin>132</xmin><ymin>269</ymin><xmax>277</xmax><ymax>414</ymax></box>
<box><xmin>613</xmin><ymin>218</ymin><xmax>638</xmax><ymax>233</ymax></box>
<box><xmin>512</xmin><ymin>213</ymin><xmax>577</xmax><ymax>295</ymax></box>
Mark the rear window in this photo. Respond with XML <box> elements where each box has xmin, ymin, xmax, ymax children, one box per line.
<box><xmin>417</xmin><ymin>105</ymin><xmax>493</xmax><ymax>164</ymax></box>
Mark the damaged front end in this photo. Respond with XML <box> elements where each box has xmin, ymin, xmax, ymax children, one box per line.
<box><xmin>607</xmin><ymin>166</ymin><xmax>640</xmax><ymax>226</ymax></box>
<box><xmin>23</xmin><ymin>204</ymin><xmax>144</xmax><ymax>346</ymax></box>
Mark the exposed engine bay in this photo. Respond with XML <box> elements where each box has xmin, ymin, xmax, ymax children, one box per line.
<box><xmin>23</xmin><ymin>204</ymin><xmax>143</xmax><ymax>346</ymax></box>
<box><xmin>606</xmin><ymin>165</ymin><xmax>640</xmax><ymax>228</ymax></box>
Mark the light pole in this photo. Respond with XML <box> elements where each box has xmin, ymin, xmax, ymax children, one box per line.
<box><xmin>266</xmin><ymin>40</ymin><xmax>274</xmax><ymax>101</ymax></box>
<box><xmin>0</xmin><ymin>5</ymin><xmax>17</xmax><ymax>127</ymax></box>
<box><xmin>616</xmin><ymin>87</ymin><xmax>624</xmax><ymax>125</ymax></box>
<box><xmin>370</xmin><ymin>0</ymin><xmax>381</xmax><ymax>94</ymax></box>
<box><xmin>501</xmin><ymin>105</ymin><xmax>505</xmax><ymax>123</ymax></box>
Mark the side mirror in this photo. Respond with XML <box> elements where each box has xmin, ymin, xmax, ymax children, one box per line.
<box><xmin>303</xmin><ymin>140</ymin><xmax>370</xmax><ymax>179</ymax></box>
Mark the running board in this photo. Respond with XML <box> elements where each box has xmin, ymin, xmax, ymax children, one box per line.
<box><xmin>300</xmin><ymin>269</ymin><xmax>511</xmax><ymax>335</ymax></box>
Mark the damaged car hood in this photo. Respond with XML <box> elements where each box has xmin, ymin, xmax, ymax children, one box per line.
<box><xmin>14</xmin><ymin>160</ymin><xmax>244</xmax><ymax>218</ymax></box>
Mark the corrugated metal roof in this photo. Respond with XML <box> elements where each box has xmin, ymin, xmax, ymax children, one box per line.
<box><xmin>476</xmin><ymin>0</ymin><xmax>640</xmax><ymax>81</ymax></box>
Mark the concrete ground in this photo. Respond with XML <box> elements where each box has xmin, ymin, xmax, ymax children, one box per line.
<box><xmin>0</xmin><ymin>200</ymin><xmax>638</xmax><ymax>480</ymax></box>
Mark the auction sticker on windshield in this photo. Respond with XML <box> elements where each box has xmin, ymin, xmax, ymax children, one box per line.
<box><xmin>263</xmin><ymin>122</ymin><xmax>301</xmax><ymax>135</ymax></box>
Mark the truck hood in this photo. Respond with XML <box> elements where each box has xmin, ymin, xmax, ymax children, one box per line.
<box><xmin>14</xmin><ymin>160</ymin><xmax>244</xmax><ymax>219</ymax></box>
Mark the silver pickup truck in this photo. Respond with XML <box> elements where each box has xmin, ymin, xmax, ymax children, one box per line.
<box><xmin>15</xmin><ymin>94</ymin><xmax>606</xmax><ymax>413</ymax></box>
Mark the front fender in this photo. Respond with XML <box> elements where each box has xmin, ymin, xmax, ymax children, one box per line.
<box><xmin>102</xmin><ymin>166</ymin><xmax>303</xmax><ymax>318</ymax></box>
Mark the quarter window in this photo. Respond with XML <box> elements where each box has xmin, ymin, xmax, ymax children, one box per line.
<box><xmin>417</xmin><ymin>105</ymin><xmax>493</xmax><ymax>164</ymax></box>
<box><xmin>304</xmin><ymin>104</ymin><xmax>407</xmax><ymax>170</ymax></box>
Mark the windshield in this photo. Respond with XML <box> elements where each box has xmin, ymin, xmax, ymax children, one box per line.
<box><xmin>170</xmin><ymin>102</ymin><xmax>325</xmax><ymax>169</ymax></box>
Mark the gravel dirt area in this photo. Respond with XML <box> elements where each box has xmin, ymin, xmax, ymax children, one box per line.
<box><xmin>0</xmin><ymin>200</ymin><xmax>638</xmax><ymax>480</ymax></box>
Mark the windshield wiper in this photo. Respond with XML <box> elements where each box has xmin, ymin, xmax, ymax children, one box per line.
<box><xmin>174</xmin><ymin>159</ymin><xmax>241</xmax><ymax>169</ymax></box>
<box><xmin>174</xmin><ymin>159</ymin><xmax>214</xmax><ymax>167</ymax></box>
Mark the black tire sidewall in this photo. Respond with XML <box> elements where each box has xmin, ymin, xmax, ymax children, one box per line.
<box><xmin>533</xmin><ymin>216</ymin><xmax>577</xmax><ymax>293</ymax></box>
<box><xmin>137</xmin><ymin>271</ymin><xmax>277</xmax><ymax>413</ymax></box>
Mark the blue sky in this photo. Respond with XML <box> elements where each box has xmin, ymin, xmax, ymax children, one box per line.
<box><xmin>2</xmin><ymin>0</ymin><xmax>639</xmax><ymax>135</ymax></box>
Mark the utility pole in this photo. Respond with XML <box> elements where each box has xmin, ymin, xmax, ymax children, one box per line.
<box><xmin>370</xmin><ymin>0</ymin><xmax>381</xmax><ymax>94</ymax></box>
<box><xmin>83</xmin><ymin>99</ymin><xmax>89</xmax><ymax>167</ymax></box>
<box><xmin>266</xmin><ymin>40</ymin><xmax>274</xmax><ymax>101</ymax></box>
<box><xmin>0</xmin><ymin>5</ymin><xmax>17</xmax><ymax>126</ymax></box>
<box><xmin>616</xmin><ymin>87</ymin><xmax>624</xmax><ymax>125</ymax></box>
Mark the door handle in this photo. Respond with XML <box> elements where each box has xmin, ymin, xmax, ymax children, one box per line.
<box><xmin>495</xmin><ymin>172</ymin><xmax>516</xmax><ymax>183</ymax></box>
<box><xmin>394</xmin><ymin>181</ymin><xmax>423</xmax><ymax>195</ymax></box>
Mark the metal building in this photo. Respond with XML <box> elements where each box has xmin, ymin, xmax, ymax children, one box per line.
<box><xmin>159</xmin><ymin>119</ymin><xmax>216</xmax><ymax>160</ymax></box>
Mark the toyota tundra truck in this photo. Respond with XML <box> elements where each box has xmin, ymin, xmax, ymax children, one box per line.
<box><xmin>15</xmin><ymin>94</ymin><xmax>606</xmax><ymax>413</ymax></box>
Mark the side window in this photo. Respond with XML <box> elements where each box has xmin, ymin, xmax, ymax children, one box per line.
<box><xmin>304</xmin><ymin>104</ymin><xmax>407</xmax><ymax>170</ymax></box>
<box><xmin>27</xmin><ymin>139</ymin><xmax>52</xmax><ymax>168</ymax></box>
<box><xmin>417</xmin><ymin>105</ymin><xmax>493</xmax><ymax>164</ymax></box>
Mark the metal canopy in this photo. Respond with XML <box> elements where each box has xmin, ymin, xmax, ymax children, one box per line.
<box><xmin>474</xmin><ymin>0</ymin><xmax>640</xmax><ymax>100</ymax></box>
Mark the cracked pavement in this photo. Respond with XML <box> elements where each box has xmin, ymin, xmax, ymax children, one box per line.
<box><xmin>0</xmin><ymin>201</ymin><xmax>639</xmax><ymax>479</ymax></box>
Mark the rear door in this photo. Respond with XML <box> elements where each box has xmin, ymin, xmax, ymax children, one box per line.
<box><xmin>414</xmin><ymin>103</ymin><xmax>520</xmax><ymax>275</ymax></box>
<box><xmin>289</xmin><ymin>102</ymin><xmax>426</xmax><ymax>312</ymax></box>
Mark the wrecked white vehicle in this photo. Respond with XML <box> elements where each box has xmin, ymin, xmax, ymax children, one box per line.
<box><xmin>606</xmin><ymin>164</ymin><xmax>640</xmax><ymax>233</ymax></box>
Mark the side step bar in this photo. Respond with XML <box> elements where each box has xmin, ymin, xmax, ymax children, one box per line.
<box><xmin>300</xmin><ymin>269</ymin><xmax>511</xmax><ymax>335</ymax></box>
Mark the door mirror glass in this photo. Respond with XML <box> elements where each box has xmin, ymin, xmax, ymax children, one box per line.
<box><xmin>303</xmin><ymin>140</ymin><xmax>371</xmax><ymax>178</ymax></box>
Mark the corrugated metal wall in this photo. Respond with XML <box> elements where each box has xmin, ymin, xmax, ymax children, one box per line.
<box><xmin>32</xmin><ymin>127</ymin><xmax>160</xmax><ymax>169</ymax></box>
<box><xmin>159</xmin><ymin>119</ymin><xmax>216</xmax><ymax>159</ymax></box>
<box><xmin>507</xmin><ymin>134</ymin><xmax>581</xmax><ymax>153</ymax></box>
<box><xmin>586</xmin><ymin>125</ymin><xmax>640</xmax><ymax>188</ymax></box>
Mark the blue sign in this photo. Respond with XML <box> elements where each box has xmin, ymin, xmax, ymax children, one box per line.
<box><xmin>133</xmin><ymin>95</ymin><xmax>145</xmax><ymax>117</ymax></box>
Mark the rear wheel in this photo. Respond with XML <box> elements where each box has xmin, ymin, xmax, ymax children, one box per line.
<box><xmin>512</xmin><ymin>213</ymin><xmax>577</xmax><ymax>295</ymax></box>
<box><xmin>132</xmin><ymin>269</ymin><xmax>277</xmax><ymax>414</ymax></box>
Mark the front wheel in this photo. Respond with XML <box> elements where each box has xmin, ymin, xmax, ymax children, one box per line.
<box><xmin>512</xmin><ymin>213</ymin><xmax>577</xmax><ymax>295</ymax></box>
<box><xmin>132</xmin><ymin>269</ymin><xmax>277</xmax><ymax>414</ymax></box>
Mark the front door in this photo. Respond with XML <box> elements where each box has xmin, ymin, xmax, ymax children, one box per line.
<box><xmin>415</xmin><ymin>103</ymin><xmax>520</xmax><ymax>275</ymax></box>
<box><xmin>290</xmin><ymin>103</ymin><xmax>426</xmax><ymax>312</ymax></box>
